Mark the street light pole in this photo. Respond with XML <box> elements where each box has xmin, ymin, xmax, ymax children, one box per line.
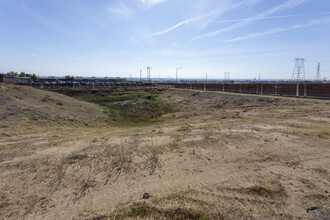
<box><xmin>176</xmin><ymin>67</ymin><xmax>182</xmax><ymax>84</ymax></box>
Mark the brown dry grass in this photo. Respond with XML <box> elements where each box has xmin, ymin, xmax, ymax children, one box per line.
<box><xmin>0</xmin><ymin>86</ymin><xmax>329</xmax><ymax>219</ymax></box>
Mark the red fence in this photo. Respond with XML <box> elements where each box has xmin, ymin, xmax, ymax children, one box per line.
<box><xmin>28</xmin><ymin>82</ymin><xmax>330</xmax><ymax>99</ymax></box>
<box><xmin>28</xmin><ymin>82</ymin><xmax>153</xmax><ymax>89</ymax></box>
<box><xmin>158</xmin><ymin>83</ymin><xmax>330</xmax><ymax>99</ymax></box>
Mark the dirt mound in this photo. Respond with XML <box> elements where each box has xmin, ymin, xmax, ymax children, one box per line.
<box><xmin>162</xmin><ymin>88</ymin><xmax>321</xmax><ymax>111</ymax></box>
<box><xmin>0</xmin><ymin>85</ymin><xmax>105</xmax><ymax>128</ymax></box>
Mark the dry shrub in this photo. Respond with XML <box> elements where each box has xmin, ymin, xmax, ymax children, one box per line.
<box><xmin>143</xmin><ymin>144</ymin><xmax>162</xmax><ymax>175</ymax></box>
<box><xmin>103</xmin><ymin>144</ymin><xmax>135</xmax><ymax>182</ymax></box>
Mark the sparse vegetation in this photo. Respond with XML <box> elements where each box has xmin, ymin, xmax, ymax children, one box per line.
<box><xmin>52</xmin><ymin>87</ymin><xmax>175</xmax><ymax>126</ymax></box>
<box><xmin>0</xmin><ymin>86</ymin><xmax>329</xmax><ymax>219</ymax></box>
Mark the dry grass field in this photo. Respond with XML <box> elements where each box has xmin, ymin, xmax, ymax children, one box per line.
<box><xmin>0</xmin><ymin>85</ymin><xmax>329</xmax><ymax>219</ymax></box>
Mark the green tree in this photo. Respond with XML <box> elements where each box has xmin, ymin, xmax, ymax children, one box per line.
<box><xmin>0</xmin><ymin>73</ymin><xmax>4</xmax><ymax>83</ymax></box>
<box><xmin>7</xmin><ymin>71</ymin><xmax>19</xmax><ymax>79</ymax></box>
<box><xmin>31</xmin><ymin>73</ymin><xmax>38</xmax><ymax>82</ymax></box>
<box><xmin>19</xmin><ymin>72</ymin><xmax>26</xmax><ymax>77</ymax></box>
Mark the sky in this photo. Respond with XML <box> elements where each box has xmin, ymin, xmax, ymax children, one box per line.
<box><xmin>0</xmin><ymin>0</ymin><xmax>330</xmax><ymax>80</ymax></box>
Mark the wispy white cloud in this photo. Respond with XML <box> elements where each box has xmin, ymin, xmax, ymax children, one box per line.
<box><xmin>191</xmin><ymin>0</ymin><xmax>308</xmax><ymax>41</ymax></box>
<box><xmin>108</xmin><ymin>3</ymin><xmax>133</xmax><ymax>21</ymax></box>
<box><xmin>153</xmin><ymin>48</ymin><xmax>224</xmax><ymax>58</ymax></box>
<box><xmin>22</xmin><ymin>0</ymin><xmax>26</xmax><ymax>11</ymax></box>
<box><xmin>224</xmin><ymin>17</ymin><xmax>330</xmax><ymax>43</ymax></box>
<box><xmin>139</xmin><ymin>0</ymin><xmax>166</xmax><ymax>8</ymax></box>
<box><xmin>147</xmin><ymin>0</ymin><xmax>264</xmax><ymax>38</ymax></box>
<box><xmin>214</xmin><ymin>14</ymin><xmax>306</xmax><ymax>24</ymax></box>
<box><xmin>148</xmin><ymin>20</ymin><xmax>190</xmax><ymax>37</ymax></box>
<box><xmin>147</xmin><ymin>9</ymin><xmax>225</xmax><ymax>38</ymax></box>
<box><xmin>213</xmin><ymin>12</ymin><xmax>330</xmax><ymax>24</ymax></box>
<box><xmin>249</xmin><ymin>0</ymin><xmax>264</xmax><ymax>5</ymax></box>
<box><xmin>152</xmin><ymin>46</ymin><xmax>299</xmax><ymax>58</ymax></box>
<box><xmin>259</xmin><ymin>0</ymin><xmax>307</xmax><ymax>17</ymax></box>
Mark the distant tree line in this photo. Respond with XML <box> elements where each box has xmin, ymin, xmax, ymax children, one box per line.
<box><xmin>0</xmin><ymin>71</ymin><xmax>38</xmax><ymax>83</ymax></box>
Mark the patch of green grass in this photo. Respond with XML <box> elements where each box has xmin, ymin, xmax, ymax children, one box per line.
<box><xmin>56</xmin><ymin>101</ymin><xmax>63</xmax><ymax>106</ymax></box>
<box><xmin>41</xmin><ymin>95</ymin><xmax>63</xmax><ymax>106</ymax></box>
<box><xmin>41</xmin><ymin>95</ymin><xmax>54</xmax><ymax>102</ymax></box>
<box><xmin>177</xmin><ymin>125</ymin><xmax>189</xmax><ymax>132</ymax></box>
<box><xmin>51</xmin><ymin>87</ymin><xmax>175</xmax><ymax>126</ymax></box>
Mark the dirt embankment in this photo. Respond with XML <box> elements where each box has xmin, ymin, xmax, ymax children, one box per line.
<box><xmin>0</xmin><ymin>86</ymin><xmax>329</xmax><ymax>219</ymax></box>
<box><xmin>0</xmin><ymin>85</ymin><xmax>105</xmax><ymax>129</ymax></box>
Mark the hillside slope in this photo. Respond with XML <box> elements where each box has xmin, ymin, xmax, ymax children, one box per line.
<box><xmin>0</xmin><ymin>85</ymin><xmax>105</xmax><ymax>128</ymax></box>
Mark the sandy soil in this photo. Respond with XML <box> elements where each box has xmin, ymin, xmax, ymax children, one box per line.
<box><xmin>0</xmin><ymin>86</ymin><xmax>329</xmax><ymax>219</ymax></box>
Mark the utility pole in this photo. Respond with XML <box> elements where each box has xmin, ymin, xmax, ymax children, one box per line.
<box><xmin>140</xmin><ymin>69</ymin><xmax>142</xmax><ymax>82</ymax></box>
<box><xmin>204</xmin><ymin>73</ymin><xmax>207</xmax><ymax>91</ymax></box>
<box><xmin>292</xmin><ymin>58</ymin><xmax>306</xmax><ymax>81</ymax></box>
<box><xmin>176</xmin><ymin>67</ymin><xmax>182</xmax><ymax>83</ymax></box>
<box><xmin>147</xmin><ymin>67</ymin><xmax>152</xmax><ymax>83</ymax></box>
<box><xmin>315</xmin><ymin>63</ymin><xmax>321</xmax><ymax>82</ymax></box>
<box><xmin>224</xmin><ymin>72</ymin><xmax>230</xmax><ymax>81</ymax></box>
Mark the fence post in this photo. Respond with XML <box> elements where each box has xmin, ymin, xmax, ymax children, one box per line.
<box><xmin>261</xmin><ymin>84</ymin><xmax>263</xmax><ymax>95</ymax></box>
<box><xmin>256</xmin><ymin>84</ymin><xmax>258</xmax><ymax>94</ymax></box>
<box><xmin>304</xmin><ymin>84</ymin><xmax>307</xmax><ymax>97</ymax></box>
<box><xmin>296</xmin><ymin>83</ymin><xmax>299</xmax><ymax>97</ymax></box>
<box><xmin>275</xmin><ymin>83</ymin><xmax>277</xmax><ymax>96</ymax></box>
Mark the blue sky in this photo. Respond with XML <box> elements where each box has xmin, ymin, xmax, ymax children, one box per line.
<box><xmin>0</xmin><ymin>0</ymin><xmax>330</xmax><ymax>80</ymax></box>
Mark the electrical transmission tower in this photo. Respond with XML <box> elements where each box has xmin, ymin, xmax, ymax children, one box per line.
<box><xmin>292</xmin><ymin>58</ymin><xmax>306</xmax><ymax>81</ymax></box>
<box><xmin>315</xmin><ymin>63</ymin><xmax>321</xmax><ymax>82</ymax></box>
